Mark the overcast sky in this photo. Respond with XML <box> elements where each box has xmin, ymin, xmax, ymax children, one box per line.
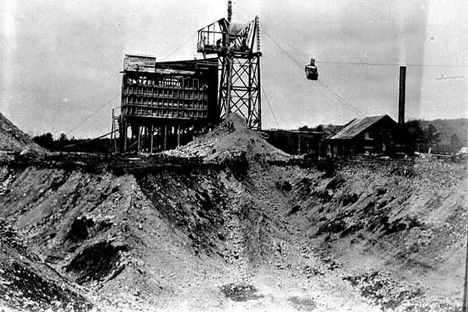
<box><xmin>1</xmin><ymin>0</ymin><xmax>467</xmax><ymax>138</ymax></box>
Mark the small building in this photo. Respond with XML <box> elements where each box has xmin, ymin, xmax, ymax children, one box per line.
<box><xmin>325</xmin><ymin>115</ymin><xmax>406</xmax><ymax>157</ymax></box>
<box><xmin>263</xmin><ymin>124</ymin><xmax>342</xmax><ymax>159</ymax></box>
<box><xmin>264</xmin><ymin>129</ymin><xmax>325</xmax><ymax>157</ymax></box>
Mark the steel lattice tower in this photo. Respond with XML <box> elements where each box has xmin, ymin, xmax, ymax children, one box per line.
<box><xmin>197</xmin><ymin>3</ymin><xmax>262</xmax><ymax>129</ymax></box>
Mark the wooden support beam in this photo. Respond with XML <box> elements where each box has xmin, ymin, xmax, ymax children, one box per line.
<box><xmin>297</xmin><ymin>130</ymin><xmax>301</xmax><ymax>154</ymax></box>
<box><xmin>150</xmin><ymin>124</ymin><xmax>154</xmax><ymax>153</ymax></box>
<box><xmin>110</xmin><ymin>116</ymin><xmax>115</xmax><ymax>153</ymax></box>
<box><xmin>163</xmin><ymin>124</ymin><xmax>167</xmax><ymax>151</ymax></box>
<box><xmin>137</xmin><ymin>126</ymin><xmax>141</xmax><ymax>152</ymax></box>
<box><xmin>177</xmin><ymin>124</ymin><xmax>181</xmax><ymax>147</ymax></box>
<box><xmin>123</xmin><ymin>123</ymin><xmax>128</xmax><ymax>152</ymax></box>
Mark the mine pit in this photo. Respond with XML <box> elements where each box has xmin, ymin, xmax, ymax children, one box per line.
<box><xmin>0</xmin><ymin>114</ymin><xmax>467</xmax><ymax>311</ymax></box>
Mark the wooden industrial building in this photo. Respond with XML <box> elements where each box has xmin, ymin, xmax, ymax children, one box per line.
<box><xmin>114</xmin><ymin>55</ymin><xmax>219</xmax><ymax>153</ymax></box>
<box><xmin>325</xmin><ymin>115</ymin><xmax>407</xmax><ymax>157</ymax></box>
<box><xmin>264</xmin><ymin>124</ymin><xmax>340</xmax><ymax>159</ymax></box>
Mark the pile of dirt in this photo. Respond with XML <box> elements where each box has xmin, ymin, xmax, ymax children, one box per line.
<box><xmin>164</xmin><ymin>113</ymin><xmax>289</xmax><ymax>163</ymax></box>
<box><xmin>0</xmin><ymin>112</ymin><xmax>45</xmax><ymax>153</ymax></box>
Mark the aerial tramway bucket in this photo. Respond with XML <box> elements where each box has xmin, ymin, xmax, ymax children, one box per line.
<box><xmin>305</xmin><ymin>58</ymin><xmax>318</xmax><ymax>80</ymax></box>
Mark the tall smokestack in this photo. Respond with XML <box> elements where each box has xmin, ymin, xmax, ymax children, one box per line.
<box><xmin>227</xmin><ymin>0</ymin><xmax>232</xmax><ymax>22</ymax></box>
<box><xmin>398</xmin><ymin>66</ymin><xmax>406</xmax><ymax>128</ymax></box>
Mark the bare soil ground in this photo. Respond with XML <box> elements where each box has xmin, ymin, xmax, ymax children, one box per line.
<box><xmin>0</xmin><ymin>113</ymin><xmax>45</xmax><ymax>154</ymax></box>
<box><xmin>0</xmin><ymin>114</ymin><xmax>466</xmax><ymax>311</ymax></box>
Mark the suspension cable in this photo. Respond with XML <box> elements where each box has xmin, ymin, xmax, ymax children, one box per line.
<box><xmin>261</xmin><ymin>87</ymin><xmax>280</xmax><ymax>129</ymax></box>
<box><xmin>66</xmin><ymin>93</ymin><xmax>120</xmax><ymax>136</ymax></box>
<box><xmin>262</xmin><ymin>26</ymin><xmax>366</xmax><ymax>117</ymax></box>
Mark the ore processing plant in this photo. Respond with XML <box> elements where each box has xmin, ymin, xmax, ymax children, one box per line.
<box><xmin>112</xmin><ymin>0</ymin><xmax>262</xmax><ymax>153</ymax></box>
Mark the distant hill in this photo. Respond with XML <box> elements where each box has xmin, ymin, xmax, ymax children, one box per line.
<box><xmin>412</xmin><ymin>118</ymin><xmax>468</xmax><ymax>145</ymax></box>
<box><xmin>0</xmin><ymin>112</ymin><xmax>45</xmax><ymax>153</ymax></box>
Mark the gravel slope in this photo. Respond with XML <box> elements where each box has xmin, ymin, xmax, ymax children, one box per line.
<box><xmin>0</xmin><ymin>115</ymin><xmax>466</xmax><ymax>311</ymax></box>
<box><xmin>0</xmin><ymin>113</ymin><xmax>45</xmax><ymax>153</ymax></box>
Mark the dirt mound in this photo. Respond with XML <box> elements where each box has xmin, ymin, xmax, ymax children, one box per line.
<box><xmin>164</xmin><ymin>113</ymin><xmax>289</xmax><ymax>162</ymax></box>
<box><xmin>0</xmin><ymin>112</ymin><xmax>45</xmax><ymax>153</ymax></box>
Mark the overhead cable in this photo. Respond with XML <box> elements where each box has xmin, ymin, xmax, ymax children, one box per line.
<box><xmin>261</xmin><ymin>87</ymin><xmax>281</xmax><ymax>129</ymax></box>
<box><xmin>66</xmin><ymin>93</ymin><xmax>120</xmax><ymax>136</ymax></box>
<box><xmin>262</xmin><ymin>26</ymin><xmax>366</xmax><ymax>117</ymax></box>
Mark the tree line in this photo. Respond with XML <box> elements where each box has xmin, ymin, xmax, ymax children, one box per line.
<box><xmin>32</xmin><ymin>133</ymin><xmax>111</xmax><ymax>153</ymax></box>
<box><xmin>405</xmin><ymin>119</ymin><xmax>466</xmax><ymax>150</ymax></box>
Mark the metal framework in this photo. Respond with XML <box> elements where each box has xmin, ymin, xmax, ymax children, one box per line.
<box><xmin>197</xmin><ymin>12</ymin><xmax>262</xmax><ymax>129</ymax></box>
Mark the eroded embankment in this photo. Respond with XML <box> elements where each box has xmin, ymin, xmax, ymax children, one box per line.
<box><xmin>0</xmin><ymin>155</ymin><xmax>466</xmax><ymax>312</ymax></box>
<box><xmin>0</xmin><ymin>158</ymin><xmax>270</xmax><ymax>311</ymax></box>
<box><xmin>280</xmin><ymin>158</ymin><xmax>468</xmax><ymax>310</ymax></box>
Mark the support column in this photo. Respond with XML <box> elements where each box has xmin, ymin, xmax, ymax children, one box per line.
<box><xmin>137</xmin><ymin>126</ymin><xmax>141</xmax><ymax>152</ymax></box>
<box><xmin>163</xmin><ymin>124</ymin><xmax>167</xmax><ymax>151</ymax></box>
<box><xmin>123</xmin><ymin>122</ymin><xmax>128</xmax><ymax>152</ymax></box>
<box><xmin>225</xmin><ymin>56</ymin><xmax>233</xmax><ymax>116</ymax></box>
<box><xmin>110</xmin><ymin>116</ymin><xmax>115</xmax><ymax>153</ymax></box>
<box><xmin>257</xmin><ymin>53</ymin><xmax>262</xmax><ymax>130</ymax></box>
<box><xmin>113</xmin><ymin>121</ymin><xmax>118</xmax><ymax>153</ymax></box>
<box><xmin>150</xmin><ymin>124</ymin><xmax>154</xmax><ymax>153</ymax></box>
<box><xmin>177</xmin><ymin>124</ymin><xmax>181</xmax><ymax>147</ymax></box>
<box><xmin>297</xmin><ymin>130</ymin><xmax>301</xmax><ymax>154</ymax></box>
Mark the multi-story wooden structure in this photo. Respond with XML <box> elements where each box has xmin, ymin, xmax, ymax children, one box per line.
<box><xmin>114</xmin><ymin>55</ymin><xmax>218</xmax><ymax>152</ymax></box>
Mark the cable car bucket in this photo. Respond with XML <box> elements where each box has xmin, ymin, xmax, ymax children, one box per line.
<box><xmin>305</xmin><ymin>58</ymin><xmax>318</xmax><ymax>80</ymax></box>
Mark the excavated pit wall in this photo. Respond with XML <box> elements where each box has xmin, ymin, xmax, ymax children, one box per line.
<box><xmin>0</xmin><ymin>154</ymin><xmax>264</xmax><ymax>310</ymax></box>
<box><xmin>0</xmin><ymin>154</ymin><xmax>467</xmax><ymax>311</ymax></box>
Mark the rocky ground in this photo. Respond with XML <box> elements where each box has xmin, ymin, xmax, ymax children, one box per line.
<box><xmin>0</xmin><ymin>113</ymin><xmax>44</xmax><ymax>154</ymax></box>
<box><xmin>0</xmin><ymin>114</ymin><xmax>466</xmax><ymax>311</ymax></box>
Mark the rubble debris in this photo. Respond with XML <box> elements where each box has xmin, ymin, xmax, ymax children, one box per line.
<box><xmin>287</xmin><ymin>296</ymin><xmax>317</xmax><ymax>311</ymax></box>
<box><xmin>343</xmin><ymin>271</ymin><xmax>425</xmax><ymax>310</ymax></box>
<box><xmin>220</xmin><ymin>283</ymin><xmax>264</xmax><ymax>302</ymax></box>
<box><xmin>1</xmin><ymin>262</ymin><xmax>92</xmax><ymax>312</ymax></box>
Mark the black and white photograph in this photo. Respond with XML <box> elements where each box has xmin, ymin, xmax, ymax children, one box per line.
<box><xmin>0</xmin><ymin>0</ymin><xmax>467</xmax><ymax>311</ymax></box>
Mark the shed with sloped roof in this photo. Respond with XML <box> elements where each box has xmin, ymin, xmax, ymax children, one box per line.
<box><xmin>325</xmin><ymin>115</ymin><xmax>406</xmax><ymax>157</ymax></box>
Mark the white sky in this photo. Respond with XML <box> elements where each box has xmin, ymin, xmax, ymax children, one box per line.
<box><xmin>0</xmin><ymin>0</ymin><xmax>467</xmax><ymax>137</ymax></box>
